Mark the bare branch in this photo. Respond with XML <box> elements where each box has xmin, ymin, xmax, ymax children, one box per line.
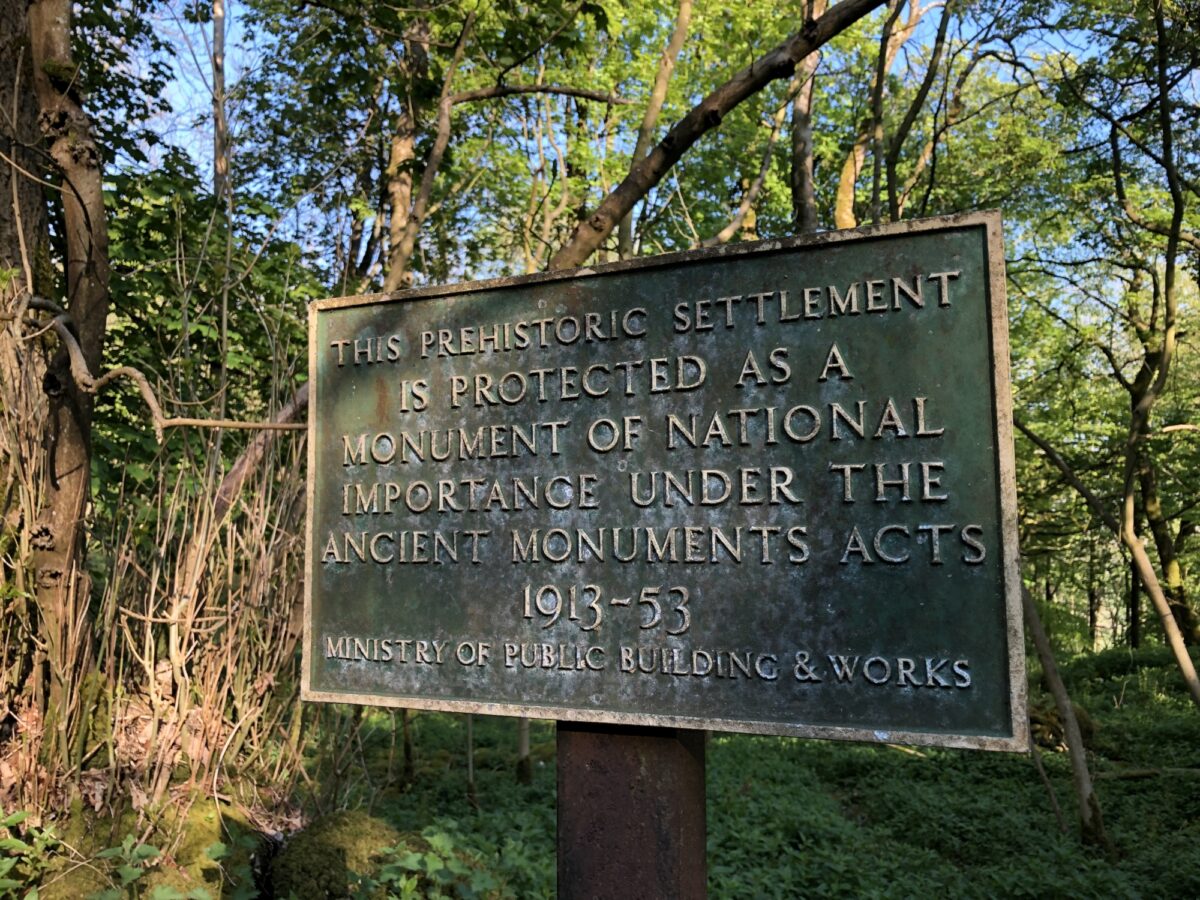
<box><xmin>700</xmin><ymin>88</ymin><xmax>794</xmax><ymax>247</ymax></box>
<box><xmin>33</xmin><ymin>303</ymin><xmax>305</xmax><ymax>444</ymax></box>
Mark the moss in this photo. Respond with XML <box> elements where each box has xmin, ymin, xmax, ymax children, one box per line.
<box><xmin>40</xmin><ymin>58</ymin><xmax>80</xmax><ymax>88</ymax></box>
<box><xmin>43</xmin><ymin>797</ymin><xmax>257</xmax><ymax>899</ymax></box>
<box><xmin>271</xmin><ymin>810</ymin><xmax>402</xmax><ymax>900</ymax></box>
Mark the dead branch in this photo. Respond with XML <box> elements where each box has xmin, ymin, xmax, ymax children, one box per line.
<box><xmin>1022</xmin><ymin>584</ymin><xmax>1110</xmax><ymax>851</ymax></box>
<box><xmin>28</xmin><ymin>299</ymin><xmax>306</xmax><ymax>443</ymax></box>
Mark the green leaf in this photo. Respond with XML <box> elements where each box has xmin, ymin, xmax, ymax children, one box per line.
<box><xmin>203</xmin><ymin>841</ymin><xmax>228</xmax><ymax>861</ymax></box>
<box><xmin>0</xmin><ymin>812</ymin><xmax>29</xmax><ymax>828</ymax></box>
<box><xmin>132</xmin><ymin>843</ymin><xmax>160</xmax><ymax>862</ymax></box>
<box><xmin>116</xmin><ymin>863</ymin><xmax>145</xmax><ymax>885</ymax></box>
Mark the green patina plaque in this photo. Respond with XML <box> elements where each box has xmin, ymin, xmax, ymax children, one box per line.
<box><xmin>303</xmin><ymin>212</ymin><xmax>1027</xmax><ymax>750</ymax></box>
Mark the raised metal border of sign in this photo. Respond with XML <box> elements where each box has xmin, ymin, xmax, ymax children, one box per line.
<box><xmin>302</xmin><ymin>210</ymin><xmax>1027</xmax><ymax>752</ymax></box>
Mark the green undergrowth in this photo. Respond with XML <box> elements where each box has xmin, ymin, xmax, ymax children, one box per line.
<box><xmin>293</xmin><ymin>646</ymin><xmax>1199</xmax><ymax>898</ymax></box>
<box><xmin>8</xmin><ymin>646</ymin><xmax>1199</xmax><ymax>897</ymax></box>
<box><xmin>19</xmin><ymin>798</ymin><xmax>258</xmax><ymax>899</ymax></box>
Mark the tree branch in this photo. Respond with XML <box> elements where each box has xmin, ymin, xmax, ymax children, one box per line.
<box><xmin>550</xmin><ymin>0</ymin><xmax>888</xmax><ymax>270</ymax></box>
<box><xmin>699</xmin><ymin>87</ymin><xmax>793</xmax><ymax>248</ymax></box>
<box><xmin>30</xmin><ymin>301</ymin><xmax>305</xmax><ymax>443</ymax></box>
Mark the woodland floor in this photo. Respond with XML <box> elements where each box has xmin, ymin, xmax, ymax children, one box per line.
<box><xmin>37</xmin><ymin>645</ymin><xmax>1200</xmax><ymax>898</ymax></box>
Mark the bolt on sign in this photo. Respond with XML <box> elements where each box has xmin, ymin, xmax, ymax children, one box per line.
<box><xmin>303</xmin><ymin>211</ymin><xmax>1027</xmax><ymax>751</ymax></box>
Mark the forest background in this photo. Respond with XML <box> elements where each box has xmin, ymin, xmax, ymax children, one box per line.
<box><xmin>0</xmin><ymin>0</ymin><xmax>1198</xmax><ymax>895</ymax></box>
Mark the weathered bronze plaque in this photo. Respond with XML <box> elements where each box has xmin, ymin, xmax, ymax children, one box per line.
<box><xmin>303</xmin><ymin>212</ymin><xmax>1027</xmax><ymax>750</ymax></box>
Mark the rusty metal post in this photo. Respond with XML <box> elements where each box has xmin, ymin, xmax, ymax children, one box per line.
<box><xmin>557</xmin><ymin>722</ymin><xmax>706</xmax><ymax>899</ymax></box>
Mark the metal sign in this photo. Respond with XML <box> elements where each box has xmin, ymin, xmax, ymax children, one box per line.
<box><xmin>303</xmin><ymin>212</ymin><xmax>1027</xmax><ymax>751</ymax></box>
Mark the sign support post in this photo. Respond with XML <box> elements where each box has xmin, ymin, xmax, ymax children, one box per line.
<box><xmin>558</xmin><ymin>723</ymin><xmax>706</xmax><ymax>900</ymax></box>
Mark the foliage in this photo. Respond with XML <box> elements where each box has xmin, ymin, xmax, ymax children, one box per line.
<box><xmin>89</xmin><ymin>835</ymin><xmax>163</xmax><ymax>900</ymax></box>
<box><xmin>1</xmin><ymin>0</ymin><xmax>1199</xmax><ymax>889</ymax></box>
<box><xmin>0</xmin><ymin>810</ymin><xmax>59</xmax><ymax>895</ymax></box>
<box><xmin>255</xmin><ymin>652</ymin><xmax>1198</xmax><ymax>898</ymax></box>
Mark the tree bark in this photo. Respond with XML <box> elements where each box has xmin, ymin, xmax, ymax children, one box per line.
<box><xmin>550</xmin><ymin>0</ymin><xmax>888</xmax><ymax>270</ymax></box>
<box><xmin>27</xmin><ymin>0</ymin><xmax>110</xmax><ymax>772</ymax></box>
<box><xmin>833</xmin><ymin>0</ymin><xmax>920</xmax><ymax>229</ymax></box>
<box><xmin>701</xmin><ymin>86</ymin><xmax>793</xmax><ymax>247</ymax></box>
<box><xmin>1</xmin><ymin>0</ymin><xmax>46</xmax><ymax>278</ymax></box>
<box><xmin>383</xmin><ymin>109</ymin><xmax>416</xmax><ymax>291</ymax></box>
<box><xmin>885</xmin><ymin>0</ymin><xmax>952</xmax><ymax>219</ymax></box>
<box><xmin>789</xmin><ymin>0</ymin><xmax>827</xmax><ymax>235</ymax></box>
<box><xmin>212</xmin><ymin>0</ymin><xmax>229</xmax><ymax>201</ymax></box>
<box><xmin>1137</xmin><ymin>443</ymin><xmax>1196</xmax><ymax>642</ymax></box>
<box><xmin>1129</xmin><ymin>547</ymin><xmax>1141</xmax><ymax>647</ymax></box>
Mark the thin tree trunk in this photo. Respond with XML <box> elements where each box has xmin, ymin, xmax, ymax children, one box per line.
<box><xmin>833</xmin><ymin>0</ymin><xmax>917</xmax><ymax>230</ymax></box>
<box><xmin>701</xmin><ymin>87</ymin><xmax>793</xmax><ymax>247</ymax></box>
<box><xmin>1022</xmin><ymin>586</ymin><xmax>1111</xmax><ymax>851</ymax></box>
<box><xmin>466</xmin><ymin>714</ymin><xmax>477</xmax><ymax>807</ymax></box>
<box><xmin>1129</xmin><ymin>547</ymin><xmax>1142</xmax><ymax>648</ymax></box>
<box><xmin>402</xmin><ymin>708</ymin><xmax>414</xmax><ymax>782</ymax></box>
<box><xmin>868</xmin><ymin>0</ymin><xmax>903</xmax><ymax>224</ymax></box>
<box><xmin>617</xmin><ymin>0</ymin><xmax>692</xmax><ymax>259</ymax></box>
<box><xmin>1</xmin><ymin>0</ymin><xmax>46</xmax><ymax>279</ymax></box>
<box><xmin>1137</xmin><ymin>446</ymin><xmax>1196</xmax><ymax>642</ymax></box>
<box><xmin>1017</xmin><ymin>418</ymin><xmax>1200</xmax><ymax>707</ymax></box>
<box><xmin>212</xmin><ymin>0</ymin><xmax>228</xmax><ymax>200</ymax></box>
<box><xmin>516</xmin><ymin>718</ymin><xmax>532</xmax><ymax>784</ymax></box>
<box><xmin>0</xmin><ymin>0</ymin><xmax>49</xmax><ymax>738</ymax></box>
<box><xmin>1028</xmin><ymin>733</ymin><xmax>1068</xmax><ymax>834</ymax></box>
<box><xmin>790</xmin><ymin>0</ymin><xmax>827</xmax><ymax>235</ymax></box>
<box><xmin>885</xmin><ymin>0</ymin><xmax>952</xmax><ymax>219</ymax></box>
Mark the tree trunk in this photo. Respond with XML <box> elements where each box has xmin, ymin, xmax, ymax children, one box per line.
<box><xmin>1</xmin><ymin>0</ymin><xmax>46</xmax><ymax>278</ymax></box>
<box><xmin>617</xmin><ymin>0</ymin><xmax>692</xmax><ymax>259</ymax></box>
<box><xmin>832</xmin><ymin>0</ymin><xmax>917</xmax><ymax>229</ymax></box>
<box><xmin>1137</xmin><ymin>446</ymin><xmax>1196</xmax><ymax>643</ymax></box>
<box><xmin>789</xmin><ymin>1</ymin><xmax>827</xmax><ymax>235</ymax></box>
<box><xmin>212</xmin><ymin>0</ymin><xmax>229</xmax><ymax>200</ymax></box>
<box><xmin>27</xmin><ymin>0</ymin><xmax>110</xmax><ymax>773</ymax></box>
<box><xmin>516</xmin><ymin>718</ymin><xmax>532</xmax><ymax>784</ymax></box>
<box><xmin>1128</xmin><ymin>549</ymin><xmax>1141</xmax><ymax>648</ymax></box>
<box><xmin>383</xmin><ymin>110</ymin><xmax>416</xmax><ymax>291</ymax></box>
<box><xmin>1022</xmin><ymin>586</ymin><xmax>1111</xmax><ymax>851</ymax></box>
<box><xmin>0</xmin><ymin>0</ymin><xmax>50</xmax><ymax>735</ymax></box>
<box><xmin>1017</xmin><ymin>417</ymin><xmax>1200</xmax><ymax>707</ymax></box>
